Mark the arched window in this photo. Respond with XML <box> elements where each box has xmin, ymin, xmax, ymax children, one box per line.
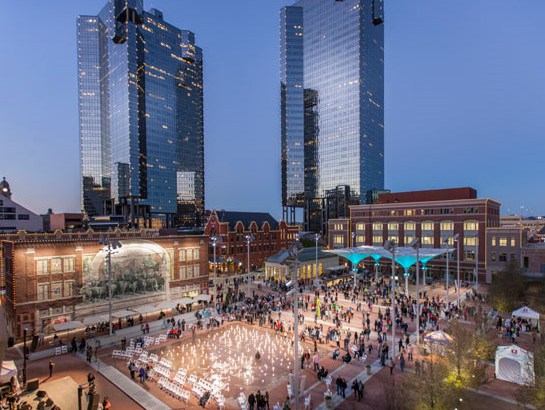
<box><xmin>464</xmin><ymin>220</ymin><xmax>479</xmax><ymax>231</ymax></box>
<box><xmin>372</xmin><ymin>222</ymin><xmax>383</xmax><ymax>231</ymax></box>
<box><xmin>421</xmin><ymin>220</ymin><xmax>434</xmax><ymax>231</ymax></box>
<box><xmin>387</xmin><ymin>221</ymin><xmax>399</xmax><ymax>231</ymax></box>
<box><xmin>404</xmin><ymin>221</ymin><xmax>416</xmax><ymax>231</ymax></box>
<box><xmin>440</xmin><ymin>220</ymin><xmax>454</xmax><ymax>231</ymax></box>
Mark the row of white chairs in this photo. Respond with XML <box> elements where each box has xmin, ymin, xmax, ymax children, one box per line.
<box><xmin>158</xmin><ymin>377</ymin><xmax>191</xmax><ymax>402</ymax></box>
<box><xmin>112</xmin><ymin>349</ymin><xmax>133</xmax><ymax>360</ymax></box>
<box><xmin>55</xmin><ymin>346</ymin><xmax>68</xmax><ymax>356</ymax></box>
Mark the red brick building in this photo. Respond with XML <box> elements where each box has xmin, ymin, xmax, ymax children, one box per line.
<box><xmin>1</xmin><ymin>230</ymin><xmax>209</xmax><ymax>339</ymax></box>
<box><xmin>328</xmin><ymin>188</ymin><xmax>501</xmax><ymax>284</ymax></box>
<box><xmin>204</xmin><ymin>210</ymin><xmax>299</xmax><ymax>274</ymax></box>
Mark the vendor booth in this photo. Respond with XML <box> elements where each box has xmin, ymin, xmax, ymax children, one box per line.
<box><xmin>511</xmin><ymin>306</ymin><xmax>540</xmax><ymax>331</ymax></box>
<box><xmin>495</xmin><ymin>345</ymin><xmax>534</xmax><ymax>386</ymax></box>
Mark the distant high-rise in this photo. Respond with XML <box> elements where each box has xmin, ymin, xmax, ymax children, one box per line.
<box><xmin>280</xmin><ymin>0</ymin><xmax>384</xmax><ymax>232</ymax></box>
<box><xmin>78</xmin><ymin>0</ymin><xmax>204</xmax><ymax>228</ymax></box>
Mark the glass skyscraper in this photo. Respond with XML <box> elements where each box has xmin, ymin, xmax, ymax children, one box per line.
<box><xmin>280</xmin><ymin>0</ymin><xmax>384</xmax><ymax>231</ymax></box>
<box><xmin>78</xmin><ymin>0</ymin><xmax>204</xmax><ymax>227</ymax></box>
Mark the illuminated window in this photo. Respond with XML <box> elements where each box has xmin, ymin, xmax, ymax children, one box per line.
<box><xmin>388</xmin><ymin>222</ymin><xmax>399</xmax><ymax>231</ymax></box>
<box><xmin>464</xmin><ymin>237</ymin><xmax>476</xmax><ymax>246</ymax></box>
<box><xmin>63</xmin><ymin>257</ymin><xmax>75</xmax><ymax>272</ymax></box>
<box><xmin>179</xmin><ymin>249</ymin><xmax>186</xmax><ymax>261</ymax></box>
<box><xmin>422</xmin><ymin>235</ymin><xmax>434</xmax><ymax>245</ymax></box>
<box><xmin>440</xmin><ymin>221</ymin><xmax>454</xmax><ymax>231</ymax></box>
<box><xmin>491</xmin><ymin>237</ymin><xmax>496</xmax><ymax>246</ymax></box>
<box><xmin>179</xmin><ymin>266</ymin><xmax>186</xmax><ymax>279</ymax></box>
<box><xmin>491</xmin><ymin>252</ymin><xmax>496</xmax><ymax>261</ymax></box>
<box><xmin>464</xmin><ymin>220</ymin><xmax>479</xmax><ymax>231</ymax></box>
<box><xmin>37</xmin><ymin>283</ymin><xmax>49</xmax><ymax>301</ymax></box>
<box><xmin>421</xmin><ymin>221</ymin><xmax>434</xmax><ymax>231</ymax></box>
<box><xmin>51</xmin><ymin>258</ymin><xmax>62</xmax><ymax>274</ymax></box>
<box><xmin>510</xmin><ymin>238</ymin><xmax>515</xmax><ymax>247</ymax></box>
<box><xmin>355</xmin><ymin>235</ymin><xmax>365</xmax><ymax>244</ymax></box>
<box><xmin>372</xmin><ymin>222</ymin><xmax>383</xmax><ymax>231</ymax></box>
<box><xmin>355</xmin><ymin>222</ymin><xmax>365</xmax><ymax>231</ymax></box>
<box><xmin>387</xmin><ymin>235</ymin><xmax>398</xmax><ymax>243</ymax></box>
<box><xmin>193</xmin><ymin>247</ymin><xmax>200</xmax><ymax>260</ymax></box>
<box><xmin>51</xmin><ymin>282</ymin><xmax>62</xmax><ymax>299</ymax></box>
<box><xmin>499</xmin><ymin>238</ymin><xmax>507</xmax><ymax>247</ymax></box>
<box><xmin>404</xmin><ymin>221</ymin><xmax>416</xmax><ymax>231</ymax></box>
<box><xmin>333</xmin><ymin>235</ymin><xmax>344</xmax><ymax>245</ymax></box>
<box><xmin>372</xmin><ymin>235</ymin><xmax>383</xmax><ymax>244</ymax></box>
<box><xmin>404</xmin><ymin>236</ymin><xmax>414</xmax><ymax>244</ymax></box>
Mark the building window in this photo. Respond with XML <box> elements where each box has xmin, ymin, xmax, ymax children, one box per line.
<box><xmin>387</xmin><ymin>222</ymin><xmax>398</xmax><ymax>231</ymax></box>
<box><xmin>499</xmin><ymin>238</ymin><xmax>507</xmax><ymax>247</ymax></box>
<box><xmin>440</xmin><ymin>221</ymin><xmax>454</xmax><ymax>231</ymax></box>
<box><xmin>510</xmin><ymin>254</ymin><xmax>516</xmax><ymax>262</ymax></box>
<box><xmin>422</xmin><ymin>235</ymin><xmax>434</xmax><ymax>245</ymax></box>
<box><xmin>510</xmin><ymin>238</ymin><xmax>515</xmax><ymax>247</ymax></box>
<box><xmin>37</xmin><ymin>283</ymin><xmax>49</xmax><ymax>301</ymax></box>
<box><xmin>333</xmin><ymin>235</ymin><xmax>344</xmax><ymax>245</ymax></box>
<box><xmin>17</xmin><ymin>214</ymin><xmax>30</xmax><ymax>220</ymax></box>
<box><xmin>421</xmin><ymin>221</ymin><xmax>434</xmax><ymax>231</ymax></box>
<box><xmin>491</xmin><ymin>237</ymin><xmax>496</xmax><ymax>246</ymax></box>
<box><xmin>372</xmin><ymin>222</ymin><xmax>383</xmax><ymax>231</ymax></box>
<box><xmin>499</xmin><ymin>253</ymin><xmax>507</xmax><ymax>262</ymax></box>
<box><xmin>63</xmin><ymin>257</ymin><xmax>75</xmax><ymax>272</ymax></box>
<box><xmin>333</xmin><ymin>223</ymin><xmax>344</xmax><ymax>230</ymax></box>
<box><xmin>355</xmin><ymin>235</ymin><xmax>365</xmax><ymax>244</ymax></box>
<box><xmin>179</xmin><ymin>266</ymin><xmax>186</xmax><ymax>279</ymax></box>
<box><xmin>51</xmin><ymin>282</ymin><xmax>62</xmax><ymax>299</ymax></box>
<box><xmin>463</xmin><ymin>220</ymin><xmax>479</xmax><ymax>231</ymax></box>
<box><xmin>463</xmin><ymin>251</ymin><xmax>475</xmax><ymax>261</ymax></box>
<box><xmin>387</xmin><ymin>235</ymin><xmax>398</xmax><ymax>243</ymax></box>
<box><xmin>64</xmin><ymin>280</ymin><xmax>74</xmax><ymax>297</ymax></box>
<box><xmin>404</xmin><ymin>221</ymin><xmax>416</xmax><ymax>231</ymax></box>
<box><xmin>51</xmin><ymin>258</ymin><xmax>62</xmax><ymax>274</ymax></box>
<box><xmin>194</xmin><ymin>265</ymin><xmax>200</xmax><ymax>277</ymax></box>
<box><xmin>523</xmin><ymin>257</ymin><xmax>529</xmax><ymax>269</ymax></box>
<box><xmin>355</xmin><ymin>222</ymin><xmax>365</xmax><ymax>231</ymax></box>
<box><xmin>186</xmin><ymin>249</ymin><xmax>194</xmax><ymax>261</ymax></box>
<box><xmin>179</xmin><ymin>249</ymin><xmax>186</xmax><ymax>261</ymax></box>
<box><xmin>187</xmin><ymin>266</ymin><xmax>194</xmax><ymax>278</ymax></box>
<box><xmin>36</xmin><ymin>260</ymin><xmax>48</xmax><ymax>275</ymax></box>
<box><xmin>491</xmin><ymin>252</ymin><xmax>496</xmax><ymax>261</ymax></box>
<box><xmin>464</xmin><ymin>237</ymin><xmax>476</xmax><ymax>246</ymax></box>
<box><xmin>404</xmin><ymin>236</ymin><xmax>414</xmax><ymax>245</ymax></box>
<box><xmin>372</xmin><ymin>235</ymin><xmax>383</xmax><ymax>244</ymax></box>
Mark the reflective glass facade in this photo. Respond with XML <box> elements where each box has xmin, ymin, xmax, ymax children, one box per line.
<box><xmin>78</xmin><ymin>0</ymin><xmax>204</xmax><ymax>226</ymax></box>
<box><xmin>280</xmin><ymin>0</ymin><xmax>384</xmax><ymax>210</ymax></box>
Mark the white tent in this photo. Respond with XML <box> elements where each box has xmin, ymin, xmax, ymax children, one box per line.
<box><xmin>512</xmin><ymin>306</ymin><xmax>540</xmax><ymax>320</ymax></box>
<box><xmin>0</xmin><ymin>361</ymin><xmax>17</xmax><ymax>384</ymax></box>
<box><xmin>111</xmin><ymin>309</ymin><xmax>136</xmax><ymax>318</ymax></box>
<box><xmin>495</xmin><ymin>345</ymin><xmax>534</xmax><ymax>386</ymax></box>
<box><xmin>132</xmin><ymin>305</ymin><xmax>158</xmax><ymax>314</ymax></box>
<box><xmin>52</xmin><ymin>321</ymin><xmax>84</xmax><ymax>332</ymax></box>
<box><xmin>82</xmin><ymin>314</ymin><xmax>109</xmax><ymax>326</ymax></box>
<box><xmin>423</xmin><ymin>330</ymin><xmax>453</xmax><ymax>346</ymax></box>
<box><xmin>193</xmin><ymin>294</ymin><xmax>211</xmax><ymax>302</ymax></box>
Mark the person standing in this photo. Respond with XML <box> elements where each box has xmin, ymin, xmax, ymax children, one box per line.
<box><xmin>407</xmin><ymin>343</ymin><xmax>413</xmax><ymax>361</ymax></box>
<box><xmin>389</xmin><ymin>357</ymin><xmax>395</xmax><ymax>375</ymax></box>
<box><xmin>48</xmin><ymin>360</ymin><xmax>55</xmax><ymax>378</ymax></box>
<box><xmin>264</xmin><ymin>391</ymin><xmax>270</xmax><ymax>410</ymax></box>
<box><xmin>313</xmin><ymin>353</ymin><xmax>320</xmax><ymax>372</ymax></box>
<box><xmin>399</xmin><ymin>353</ymin><xmax>405</xmax><ymax>372</ymax></box>
<box><xmin>248</xmin><ymin>392</ymin><xmax>256</xmax><ymax>410</ymax></box>
<box><xmin>102</xmin><ymin>397</ymin><xmax>111</xmax><ymax>410</ymax></box>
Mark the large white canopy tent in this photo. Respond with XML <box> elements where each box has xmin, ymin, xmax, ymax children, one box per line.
<box><xmin>423</xmin><ymin>330</ymin><xmax>453</xmax><ymax>346</ymax></box>
<box><xmin>512</xmin><ymin>306</ymin><xmax>541</xmax><ymax>330</ymax></box>
<box><xmin>495</xmin><ymin>345</ymin><xmax>535</xmax><ymax>386</ymax></box>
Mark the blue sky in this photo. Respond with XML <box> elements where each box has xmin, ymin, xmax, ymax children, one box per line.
<box><xmin>1</xmin><ymin>0</ymin><xmax>544</xmax><ymax>219</ymax></box>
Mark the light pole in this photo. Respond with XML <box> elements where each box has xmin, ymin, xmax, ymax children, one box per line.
<box><xmin>473</xmin><ymin>232</ymin><xmax>479</xmax><ymax>292</ymax></box>
<box><xmin>245</xmin><ymin>234</ymin><xmax>255</xmax><ymax>298</ymax></box>
<box><xmin>410</xmin><ymin>238</ymin><xmax>420</xmax><ymax>344</ymax></box>
<box><xmin>286</xmin><ymin>237</ymin><xmax>303</xmax><ymax>410</ymax></box>
<box><xmin>384</xmin><ymin>240</ymin><xmax>397</xmax><ymax>355</ymax></box>
<box><xmin>314</xmin><ymin>233</ymin><xmax>320</xmax><ymax>281</ymax></box>
<box><xmin>211</xmin><ymin>236</ymin><xmax>217</xmax><ymax>279</ymax></box>
<box><xmin>454</xmin><ymin>234</ymin><xmax>461</xmax><ymax>307</ymax></box>
<box><xmin>443</xmin><ymin>237</ymin><xmax>450</xmax><ymax>309</ymax></box>
<box><xmin>351</xmin><ymin>232</ymin><xmax>357</xmax><ymax>288</ymax></box>
<box><xmin>99</xmin><ymin>237</ymin><xmax>122</xmax><ymax>337</ymax></box>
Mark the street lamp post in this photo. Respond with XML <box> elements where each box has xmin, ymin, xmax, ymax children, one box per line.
<box><xmin>314</xmin><ymin>233</ymin><xmax>320</xmax><ymax>281</ymax></box>
<box><xmin>351</xmin><ymin>232</ymin><xmax>357</xmax><ymax>288</ymax></box>
<box><xmin>385</xmin><ymin>240</ymin><xmax>397</xmax><ymax>355</ymax></box>
<box><xmin>211</xmin><ymin>236</ymin><xmax>217</xmax><ymax>279</ymax></box>
<box><xmin>455</xmin><ymin>234</ymin><xmax>461</xmax><ymax>307</ymax></box>
<box><xmin>99</xmin><ymin>238</ymin><xmax>122</xmax><ymax>337</ymax></box>
<box><xmin>473</xmin><ymin>232</ymin><xmax>479</xmax><ymax>292</ymax></box>
<box><xmin>245</xmin><ymin>234</ymin><xmax>255</xmax><ymax>298</ymax></box>
<box><xmin>410</xmin><ymin>238</ymin><xmax>421</xmax><ymax>344</ymax></box>
<box><xmin>444</xmin><ymin>238</ymin><xmax>450</xmax><ymax>309</ymax></box>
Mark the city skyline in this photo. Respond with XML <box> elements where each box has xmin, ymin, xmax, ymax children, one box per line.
<box><xmin>1</xmin><ymin>1</ymin><xmax>544</xmax><ymax>220</ymax></box>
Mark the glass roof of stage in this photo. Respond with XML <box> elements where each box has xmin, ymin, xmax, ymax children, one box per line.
<box><xmin>324</xmin><ymin>246</ymin><xmax>450</xmax><ymax>270</ymax></box>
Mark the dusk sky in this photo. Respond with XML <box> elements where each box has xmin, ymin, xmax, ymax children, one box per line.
<box><xmin>1</xmin><ymin>1</ymin><xmax>544</xmax><ymax>220</ymax></box>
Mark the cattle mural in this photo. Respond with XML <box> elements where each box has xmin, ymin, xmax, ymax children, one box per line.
<box><xmin>81</xmin><ymin>240</ymin><xmax>171</xmax><ymax>304</ymax></box>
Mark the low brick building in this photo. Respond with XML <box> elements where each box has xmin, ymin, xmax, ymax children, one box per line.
<box><xmin>204</xmin><ymin>210</ymin><xmax>299</xmax><ymax>274</ymax></box>
<box><xmin>1</xmin><ymin>230</ymin><xmax>209</xmax><ymax>339</ymax></box>
<box><xmin>485</xmin><ymin>227</ymin><xmax>527</xmax><ymax>280</ymax></box>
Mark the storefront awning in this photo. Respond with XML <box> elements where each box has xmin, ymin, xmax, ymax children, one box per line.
<box><xmin>53</xmin><ymin>321</ymin><xmax>84</xmax><ymax>331</ymax></box>
<box><xmin>82</xmin><ymin>314</ymin><xmax>109</xmax><ymax>326</ymax></box>
<box><xmin>194</xmin><ymin>294</ymin><xmax>211</xmax><ymax>302</ymax></box>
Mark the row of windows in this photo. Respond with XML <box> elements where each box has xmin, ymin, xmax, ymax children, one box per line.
<box><xmin>491</xmin><ymin>237</ymin><xmax>516</xmax><ymax>247</ymax></box>
<box><xmin>37</xmin><ymin>281</ymin><xmax>75</xmax><ymax>301</ymax></box>
<box><xmin>491</xmin><ymin>253</ymin><xmax>516</xmax><ymax>263</ymax></box>
<box><xmin>178</xmin><ymin>247</ymin><xmax>200</xmax><ymax>262</ymax></box>
<box><xmin>359</xmin><ymin>220</ymin><xmax>480</xmax><ymax>232</ymax></box>
<box><xmin>36</xmin><ymin>257</ymin><xmax>75</xmax><ymax>275</ymax></box>
<box><xmin>179</xmin><ymin>264</ymin><xmax>200</xmax><ymax>280</ymax></box>
<box><xmin>353</xmin><ymin>207</ymin><xmax>482</xmax><ymax>217</ymax></box>
<box><xmin>352</xmin><ymin>235</ymin><xmax>478</xmax><ymax>246</ymax></box>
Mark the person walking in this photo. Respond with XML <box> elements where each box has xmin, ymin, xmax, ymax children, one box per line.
<box><xmin>48</xmin><ymin>360</ymin><xmax>55</xmax><ymax>378</ymax></box>
<box><xmin>102</xmin><ymin>397</ymin><xmax>111</xmax><ymax>410</ymax></box>
<box><xmin>264</xmin><ymin>391</ymin><xmax>270</xmax><ymax>410</ymax></box>
<box><xmin>248</xmin><ymin>392</ymin><xmax>256</xmax><ymax>410</ymax></box>
<box><xmin>407</xmin><ymin>343</ymin><xmax>413</xmax><ymax>361</ymax></box>
<box><xmin>399</xmin><ymin>353</ymin><xmax>405</xmax><ymax>372</ymax></box>
<box><xmin>389</xmin><ymin>357</ymin><xmax>395</xmax><ymax>375</ymax></box>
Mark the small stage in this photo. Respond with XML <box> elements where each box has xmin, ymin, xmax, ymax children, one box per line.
<box><xmin>18</xmin><ymin>376</ymin><xmax>83</xmax><ymax>410</ymax></box>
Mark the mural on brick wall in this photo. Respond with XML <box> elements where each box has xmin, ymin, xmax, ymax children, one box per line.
<box><xmin>80</xmin><ymin>240</ymin><xmax>171</xmax><ymax>303</ymax></box>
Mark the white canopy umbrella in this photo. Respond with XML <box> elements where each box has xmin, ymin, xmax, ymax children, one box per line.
<box><xmin>132</xmin><ymin>305</ymin><xmax>158</xmax><ymax>314</ymax></box>
<box><xmin>111</xmin><ymin>309</ymin><xmax>137</xmax><ymax>318</ymax></box>
<box><xmin>193</xmin><ymin>294</ymin><xmax>211</xmax><ymax>302</ymax></box>
<box><xmin>423</xmin><ymin>330</ymin><xmax>453</xmax><ymax>346</ymax></box>
<box><xmin>512</xmin><ymin>306</ymin><xmax>540</xmax><ymax>320</ymax></box>
<box><xmin>155</xmin><ymin>300</ymin><xmax>178</xmax><ymax>310</ymax></box>
<box><xmin>495</xmin><ymin>345</ymin><xmax>535</xmax><ymax>386</ymax></box>
<box><xmin>52</xmin><ymin>321</ymin><xmax>84</xmax><ymax>332</ymax></box>
<box><xmin>82</xmin><ymin>314</ymin><xmax>109</xmax><ymax>326</ymax></box>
